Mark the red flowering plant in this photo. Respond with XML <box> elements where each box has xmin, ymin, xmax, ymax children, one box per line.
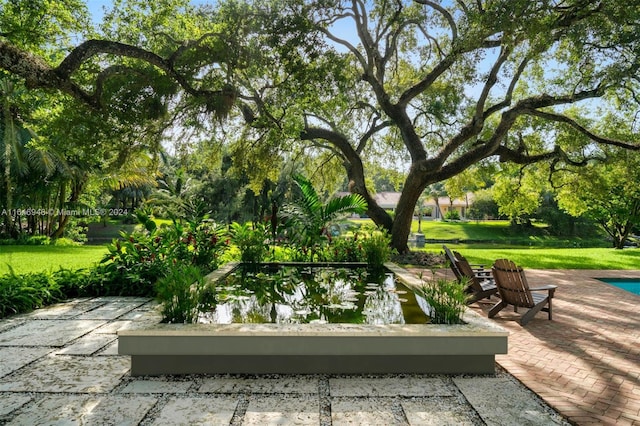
<box><xmin>94</xmin><ymin>211</ymin><xmax>228</xmax><ymax>296</ymax></box>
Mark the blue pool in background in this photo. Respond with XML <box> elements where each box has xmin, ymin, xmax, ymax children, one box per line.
<box><xmin>597</xmin><ymin>278</ymin><xmax>640</xmax><ymax>296</ymax></box>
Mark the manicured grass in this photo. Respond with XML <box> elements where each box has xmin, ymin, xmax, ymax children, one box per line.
<box><xmin>0</xmin><ymin>245</ymin><xmax>108</xmax><ymax>274</ymax></box>
<box><xmin>428</xmin><ymin>245</ymin><xmax>640</xmax><ymax>270</ymax></box>
<box><xmin>349</xmin><ymin>218</ymin><xmax>607</xmax><ymax>247</ymax></box>
<box><xmin>412</xmin><ymin>219</ymin><xmax>523</xmax><ymax>239</ymax></box>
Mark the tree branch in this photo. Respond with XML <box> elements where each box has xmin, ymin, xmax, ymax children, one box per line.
<box><xmin>299</xmin><ymin>125</ymin><xmax>393</xmax><ymax>229</ymax></box>
<box><xmin>483</xmin><ymin>55</ymin><xmax>530</xmax><ymax>118</ymax></box>
<box><xmin>525</xmin><ymin>110</ymin><xmax>640</xmax><ymax>150</ymax></box>
<box><xmin>357</xmin><ymin>118</ymin><xmax>393</xmax><ymax>154</ymax></box>
<box><xmin>474</xmin><ymin>45</ymin><xmax>511</xmax><ymax>121</ymax></box>
<box><xmin>0</xmin><ymin>38</ymin><xmax>234</xmax><ymax>114</ymax></box>
<box><xmin>0</xmin><ymin>39</ymin><xmax>98</xmax><ymax>107</ymax></box>
<box><xmin>414</xmin><ymin>0</ymin><xmax>458</xmax><ymax>41</ymax></box>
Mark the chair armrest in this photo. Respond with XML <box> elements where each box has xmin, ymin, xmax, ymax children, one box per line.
<box><xmin>530</xmin><ymin>285</ymin><xmax>557</xmax><ymax>297</ymax></box>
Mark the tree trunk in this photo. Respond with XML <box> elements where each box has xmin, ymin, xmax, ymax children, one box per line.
<box><xmin>2</xmin><ymin>94</ymin><xmax>15</xmax><ymax>237</ymax></box>
<box><xmin>50</xmin><ymin>183</ymin><xmax>67</xmax><ymax>238</ymax></box>
<box><xmin>390</xmin><ymin>171</ymin><xmax>426</xmax><ymax>253</ymax></box>
<box><xmin>50</xmin><ymin>176</ymin><xmax>86</xmax><ymax>238</ymax></box>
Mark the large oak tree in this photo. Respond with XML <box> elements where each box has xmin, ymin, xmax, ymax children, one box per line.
<box><xmin>2</xmin><ymin>0</ymin><xmax>640</xmax><ymax>251</ymax></box>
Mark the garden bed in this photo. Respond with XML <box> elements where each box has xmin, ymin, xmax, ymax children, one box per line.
<box><xmin>118</xmin><ymin>262</ymin><xmax>508</xmax><ymax>375</ymax></box>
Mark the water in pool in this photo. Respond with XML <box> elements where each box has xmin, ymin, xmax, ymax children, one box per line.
<box><xmin>597</xmin><ymin>278</ymin><xmax>640</xmax><ymax>296</ymax></box>
<box><xmin>199</xmin><ymin>265</ymin><xmax>430</xmax><ymax>325</ymax></box>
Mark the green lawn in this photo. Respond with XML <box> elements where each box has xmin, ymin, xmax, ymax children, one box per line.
<box><xmin>350</xmin><ymin>218</ymin><xmax>608</xmax><ymax>247</ymax></box>
<box><xmin>433</xmin><ymin>246</ymin><xmax>640</xmax><ymax>270</ymax></box>
<box><xmin>0</xmin><ymin>245</ymin><xmax>108</xmax><ymax>274</ymax></box>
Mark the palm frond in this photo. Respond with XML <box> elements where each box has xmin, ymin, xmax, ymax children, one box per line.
<box><xmin>293</xmin><ymin>174</ymin><xmax>321</xmax><ymax>216</ymax></box>
<box><xmin>283</xmin><ymin>175</ymin><xmax>369</xmax><ymax>242</ymax></box>
<box><xmin>321</xmin><ymin>193</ymin><xmax>368</xmax><ymax>223</ymax></box>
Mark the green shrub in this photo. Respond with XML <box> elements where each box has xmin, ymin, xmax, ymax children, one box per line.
<box><xmin>321</xmin><ymin>235</ymin><xmax>365</xmax><ymax>262</ymax></box>
<box><xmin>360</xmin><ymin>228</ymin><xmax>394</xmax><ymax>269</ymax></box>
<box><xmin>92</xmin><ymin>217</ymin><xmax>228</xmax><ymax>297</ymax></box>
<box><xmin>0</xmin><ymin>235</ymin><xmax>50</xmax><ymax>245</ymax></box>
<box><xmin>155</xmin><ymin>264</ymin><xmax>206</xmax><ymax>324</ymax></box>
<box><xmin>414</xmin><ymin>278</ymin><xmax>468</xmax><ymax>324</ymax></box>
<box><xmin>53</xmin><ymin>268</ymin><xmax>92</xmax><ymax>297</ymax></box>
<box><xmin>52</xmin><ymin>237</ymin><xmax>80</xmax><ymax>247</ymax></box>
<box><xmin>64</xmin><ymin>218</ymin><xmax>88</xmax><ymax>243</ymax></box>
<box><xmin>0</xmin><ymin>269</ymin><xmax>64</xmax><ymax>318</ymax></box>
<box><xmin>95</xmin><ymin>231</ymin><xmax>169</xmax><ymax>296</ymax></box>
<box><xmin>231</xmin><ymin>222</ymin><xmax>269</xmax><ymax>263</ymax></box>
<box><xmin>444</xmin><ymin>210</ymin><xmax>461</xmax><ymax>220</ymax></box>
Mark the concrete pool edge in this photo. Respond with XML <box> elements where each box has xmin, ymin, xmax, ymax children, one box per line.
<box><xmin>118</xmin><ymin>262</ymin><xmax>509</xmax><ymax>375</ymax></box>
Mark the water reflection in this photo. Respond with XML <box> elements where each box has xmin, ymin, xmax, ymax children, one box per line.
<box><xmin>199</xmin><ymin>265</ymin><xmax>429</xmax><ymax>325</ymax></box>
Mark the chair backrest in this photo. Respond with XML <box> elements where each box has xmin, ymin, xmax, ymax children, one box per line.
<box><xmin>491</xmin><ymin>259</ymin><xmax>535</xmax><ymax>308</ymax></box>
<box><xmin>452</xmin><ymin>251</ymin><xmax>483</xmax><ymax>292</ymax></box>
<box><xmin>442</xmin><ymin>245</ymin><xmax>463</xmax><ymax>280</ymax></box>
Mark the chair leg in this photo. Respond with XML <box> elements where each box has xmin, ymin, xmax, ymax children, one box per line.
<box><xmin>488</xmin><ymin>301</ymin><xmax>507</xmax><ymax>318</ymax></box>
<box><xmin>520</xmin><ymin>298</ymin><xmax>549</xmax><ymax>326</ymax></box>
<box><xmin>466</xmin><ymin>294</ymin><xmax>480</xmax><ymax>305</ymax></box>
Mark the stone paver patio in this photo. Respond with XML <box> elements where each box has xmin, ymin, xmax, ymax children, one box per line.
<box><xmin>0</xmin><ymin>268</ymin><xmax>638</xmax><ymax>424</ymax></box>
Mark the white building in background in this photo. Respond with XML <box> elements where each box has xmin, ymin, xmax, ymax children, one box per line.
<box><xmin>338</xmin><ymin>191</ymin><xmax>474</xmax><ymax>219</ymax></box>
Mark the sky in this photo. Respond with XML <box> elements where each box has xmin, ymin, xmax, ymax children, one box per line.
<box><xmin>86</xmin><ymin>0</ymin><xmax>115</xmax><ymax>22</ymax></box>
<box><xmin>86</xmin><ymin>0</ymin><xmax>211</xmax><ymax>23</ymax></box>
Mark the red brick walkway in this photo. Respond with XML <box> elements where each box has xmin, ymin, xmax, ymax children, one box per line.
<box><xmin>471</xmin><ymin>269</ymin><xmax>640</xmax><ymax>425</ymax></box>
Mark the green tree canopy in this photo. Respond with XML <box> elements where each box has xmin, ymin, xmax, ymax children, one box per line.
<box><xmin>556</xmin><ymin>148</ymin><xmax>640</xmax><ymax>249</ymax></box>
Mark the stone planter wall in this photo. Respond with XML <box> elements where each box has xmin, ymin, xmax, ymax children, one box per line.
<box><xmin>118</xmin><ymin>262</ymin><xmax>508</xmax><ymax>375</ymax></box>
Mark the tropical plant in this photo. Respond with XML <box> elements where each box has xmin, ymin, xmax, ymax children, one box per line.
<box><xmin>155</xmin><ymin>264</ymin><xmax>205</xmax><ymax>324</ymax></box>
<box><xmin>282</xmin><ymin>174</ymin><xmax>367</xmax><ymax>248</ymax></box>
<box><xmin>414</xmin><ymin>278</ymin><xmax>468</xmax><ymax>325</ymax></box>
<box><xmin>52</xmin><ymin>267</ymin><xmax>93</xmax><ymax>298</ymax></box>
<box><xmin>230</xmin><ymin>222</ymin><xmax>269</xmax><ymax>263</ymax></box>
<box><xmin>93</xmin><ymin>212</ymin><xmax>228</xmax><ymax>296</ymax></box>
<box><xmin>360</xmin><ymin>228</ymin><xmax>395</xmax><ymax>270</ymax></box>
<box><xmin>0</xmin><ymin>268</ymin><xmax>64</xmax><ymax>319</ymax></box>
<box><xmin>321</xmin><ymin>235</ymin><xmax>365</xmax><ymax>263</ymax></box>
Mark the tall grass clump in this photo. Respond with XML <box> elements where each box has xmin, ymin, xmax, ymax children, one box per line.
<box><xmin>155</xmin><ymin>264</ymin><xmax>207</xmax><ymax>324</ymax></box>
<box><xmin>414</xmin><ymin>278</ymin><xmax>468</xmax><ymax>324</ymax></box>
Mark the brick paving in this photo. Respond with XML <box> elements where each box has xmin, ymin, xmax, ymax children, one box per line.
<box><xmin>471</xmin><ymin>269</ymin><xmax>640</xmax><ymax>425</ymax></box>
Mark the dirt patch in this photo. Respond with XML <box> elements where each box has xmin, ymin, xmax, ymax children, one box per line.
<box><xmin>392</xmin><ymin>251</ymin><xmax>445</xmax><ymax>268</ymax></box>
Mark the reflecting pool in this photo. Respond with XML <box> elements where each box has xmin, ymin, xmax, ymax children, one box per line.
<box><xmin>199</xmin><ymin>264</ymin><xmax>429</xmax><ymax>325</ymax></box>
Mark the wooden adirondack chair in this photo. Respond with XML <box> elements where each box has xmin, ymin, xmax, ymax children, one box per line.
<box><xmin>490</xmin><ymin>259</ymin><xmax>557</xmax><ymax>326</ymax></box>
<box><xmin>442</xmin><ymin>245</ymin><xmax>490</xmax><ymax>279</ymax></box>
<box><xmin>453</xmin><ymin>251</ymin><xmax>498</xmax><ymax>304</ymax></box>
<box><xmin>443</xmin><ymin>245</ymin><xmax>464</xmax><ymax>280</ymax></box>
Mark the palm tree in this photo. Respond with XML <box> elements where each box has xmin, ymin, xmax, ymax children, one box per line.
<box><xmin>427</xmin><ymin>182</ymin><xmax>446</xmax><ymax>220</ymax></box>
<box><xmin>0</xmin><ymin>78</ymin><xmax>22</xmax><ymax>237</ymax></box>
<box><xmin>282</xmin><ymin>174</ymin><xmax>368</xmax><ymax>246</ymax></box>
<box><xmin>0</xmin><ymin>78</ymin><xmax>66</xmax><ymax>237</ymax></box>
